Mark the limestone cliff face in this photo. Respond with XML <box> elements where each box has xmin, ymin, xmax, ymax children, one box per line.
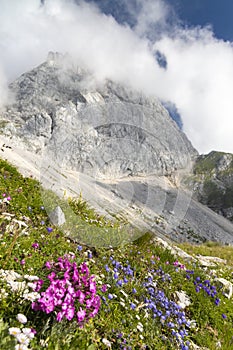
<box><xmin>1</xmin><ymin>52</ymin><xmax>197</xmax><ymax>179</ymax></box>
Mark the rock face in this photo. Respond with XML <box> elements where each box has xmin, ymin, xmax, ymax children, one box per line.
<box><xmin>1</xmin><ymin>52</ymin><xmax>197</xmax><ymax>179</ymax></box>
<box><xmin>186</xmin><ymin>151</ymin><xmax>233</xmax><ymax>222</ymax></box>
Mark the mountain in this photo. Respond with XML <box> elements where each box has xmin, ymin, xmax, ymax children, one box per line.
<box><xmin>1</xmin><ymin>52</ymin><xmax>196</xmax><ymax>179</ymax></box>
<box><xmin>1</xmin><ymin>52</ymin><xmax>233</xmax><ymax>245</ymax></box>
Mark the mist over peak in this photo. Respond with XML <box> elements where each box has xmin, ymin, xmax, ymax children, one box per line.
<box><xmin>0</xmin><ymin>0</ymin><xmax>233</xmax><ymax>154</ymax></box>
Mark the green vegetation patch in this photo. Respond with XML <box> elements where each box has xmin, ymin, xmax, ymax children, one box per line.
<box><xmin>1</xmin><ymin>157</ymin><xmax>233</xmax><ymax>349</ymax></box>
<box><xmin>193</xmin><ymin>151</ymin><xmax>232</xmax><ymax>175</ymax></box>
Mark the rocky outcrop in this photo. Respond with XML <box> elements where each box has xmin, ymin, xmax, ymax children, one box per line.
<box><xmin>0</xmin><ymin>52</ymin><xmax>197</xmax><ymax>179</ymax></box>
<box><xmin>186</xmin><ymin>151</ymin><xmax>233</xmax><ymax>222</ymax></box>
<box><xmin>49</xmin><ymin>206</ymin><xmax>66</xmax><ymax>226</ymax></box>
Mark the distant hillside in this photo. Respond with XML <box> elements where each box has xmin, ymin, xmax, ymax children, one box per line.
<box><xmin>185</xmin><ymin>151</ymin><xmax>233</xmax><ymax>222</ymax></box>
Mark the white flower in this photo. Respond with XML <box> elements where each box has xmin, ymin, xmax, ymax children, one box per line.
<box><xmin>27</xmin><ymin>282</ymin><xmax>37</xmax><ymax>290</ymax></box>
<box><xmin>24</xmin><ymin>274</ymin><xmax>39</xmax><ymax>281</ymax></box>
<box><xmin>3</xmin><ymin>270</ymin><xmax>22</xmax><ymax>281</ymax></box>
<box><xmin>15</xmin><ymin>344</ymin><xmax>29</xmax><ymax>350</ymax></box>
<box><xmin>22</xmin><ymin>328</ymin><xmax>35</xmax><ymax>339</ymax></box>
<box><xmin>16</xmin><ymin>333</ymin><xmax>30</xmax><ymax>345</ymax></box>
<box><xmin>8</xmin><ymin>281</ymin><xmax>27</xmax><ymax>292</ymax></box>
<box><xmin>9</xmin><ymin>327</ymin><xmax>21</xmax><ymax>337</ymax></box>
<box><xmin>23</xmin><ymin>292</ymin><xmax>40</xmax><ymax>302</ymax></box>
<box><xmin>17</xmin><ymin>313</ymin><xmax>27</xmax><ymax>324</ymax></box>
<box><xmin>102</xmin><ymin>338</ymin><xmax>112</xmax><ymax>348</ymax></box>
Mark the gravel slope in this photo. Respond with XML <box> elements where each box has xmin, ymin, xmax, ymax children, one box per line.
<box><xmin>1</xmin><ymin>134</ymin><xmax>233</xmax><ymax>245</ymax></box>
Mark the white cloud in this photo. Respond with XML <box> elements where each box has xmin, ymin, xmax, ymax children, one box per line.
<box><xmin>132</xmin><ymin>0</ymin><xmax>172</xmax><ymax>37</ymax></box>
<box><xmin>154</xmin><ymin>28</ymin><xmax>233</xmax><ymax>153</ymax></box>
<box><xmin>0</xmin><ymin>0</ymin><xmax>159</xmax><ymax>82</ymax></box>
<box><xmin>0</xmin><ymin>63</ymin><xmax>9</xmax><ymax>109</ymax></box>
<box><xmin>0</xmin><ymin>0</ymin><xmax>232</xmax><ymax>153</ymax></box>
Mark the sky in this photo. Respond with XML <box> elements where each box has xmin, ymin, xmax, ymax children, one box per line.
<box><xmin>0</xmin><ymin>0</ymin><xmax>233</xmax><ymax>154</ymax></box>
<box><xmin>169</xmin><ymin>0</ymin><xmax>233</xmax><ymax>41</ymax></box>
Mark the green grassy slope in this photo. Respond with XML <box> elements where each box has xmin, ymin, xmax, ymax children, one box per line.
<box><xmin>1</xmin><ymin>158</ymin><xmax>233</xmax><ymax>350</ymax></box>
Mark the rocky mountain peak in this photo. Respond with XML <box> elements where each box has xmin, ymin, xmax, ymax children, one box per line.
<box><xmin>1</xmin><ymin>53</ymin><xmax>197</xmax><ymax>179</ymax></box>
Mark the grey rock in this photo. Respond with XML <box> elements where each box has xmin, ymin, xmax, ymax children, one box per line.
<box><xmin>223</xmin><ymin>207</ymin><xmax>233</xmax><ymax>220</ymax></box>
<box><xmin>152</xmin><ymin>236</ymin><xmax>195</xmax><ymax>260</ymax></box>
<box><xmin>196</xmin><ymin>255</ymin><xmax>227</xmax><ymax>267</ymax></box>
<box><xmin>174</xmin><ymin>290</ymin><xmax>191</xmax><ymax>309</ymax></box>
<box><xmin>217</xmin><ymin>154</ymin><xmax>232</xmax><ymax>172</ymax></box>
<box><xmin>49</xmin><ymin>206</ymin><xmax>66</xmax><ymax>226</ymax></box>
<box><xmin>1</xmin><ymin>52</ymin><xmax>197</xmax><ymax>179</ymax></box>
<box><xmin>186</xmin><ymin>151</ymin><xmax>233</xmax><ymax>222</ymax></box>
<box><xmin>216</xmin><ymin>277</ymin><xmax>233</xmax><ymax>299</ymax></box>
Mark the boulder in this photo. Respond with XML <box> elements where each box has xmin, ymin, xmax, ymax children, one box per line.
<box><xmin>216</xmin><ymin>277</ymin><xmax>233</xmax><ymax>299</ymax></box>
<box><xmin>174</xmin><ymin>290</ymin><xmax>191</xmax><ymax>309</ymax></box>
<box><xmin>49</xmin><ymin>206</ymin><xmax>66</xmax><ymax>226</ymax></box>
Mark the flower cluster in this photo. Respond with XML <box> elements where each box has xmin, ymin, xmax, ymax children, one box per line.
<box><xmin>143</xmin><ymin>273</ymin><xmax>190</xmax><ymax>350</ymax></box>
<box><xmin>104</xmin><ymin>256</ymin><xmax>135</xmax><ymax>287</ymax></box>
<box><xmin>0</xmin><ymin>270</ymin><xmax>40</xmax><ymax>302</ymax></box>
<box><xmin>9</xmin><ymin>314</ymin><xmax>36</xmax><ymax>350</ymax></box>
<box><xmin>101</xmin><ymin>252</ymin><xmax>191</xmax><ymax>349</ymax></box>
<box><xmin>186</xmin><ymin>271</ymin><xmax>220</xmax><ymax>305</ymax></box>
<box><xmin>32</xmin><ymin>255</ymin><xmax>101</xmax><ymax>326</ymax></box>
